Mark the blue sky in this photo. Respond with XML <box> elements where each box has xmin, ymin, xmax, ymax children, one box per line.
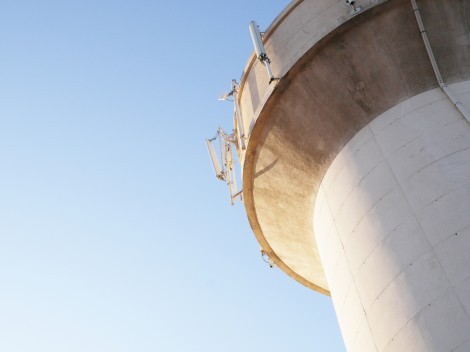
<box><xmin>0</xmin><ymin>1</ymin><xmax>344</xmax><ymax>351</ymax></box>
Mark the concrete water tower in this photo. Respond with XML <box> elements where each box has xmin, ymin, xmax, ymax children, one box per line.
<box><xmin>208</xmin><ymin>0</ymin><xmax>470</xmax><ymax>350</ymax></box>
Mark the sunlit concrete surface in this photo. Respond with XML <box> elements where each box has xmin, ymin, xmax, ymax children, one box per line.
<box><xmin>238</xmin><ymin>0</ymin><xmax>470</xmax><ymax>350</ymax></box>
<box><xmin>314</xmin><ymin>82</ymin><xmax>470</xmax><ymax>351</ymax></box>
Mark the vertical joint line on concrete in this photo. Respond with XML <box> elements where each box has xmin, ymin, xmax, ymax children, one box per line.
<box><xmin>323</xmin><ymin>191</ymin><xmax>379</xmax><ymax>352</ymax></box>
<box><xmin>411</xmin><ymin>0</ymin><xmax>470</xmax><ymax>124</ymax></box>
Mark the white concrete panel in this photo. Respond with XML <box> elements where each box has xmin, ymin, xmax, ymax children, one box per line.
<box><xmin>452</xmin><ymin>80</ymin><xmax>470</xmax><ymax>95</ymax></box>
<box><xmin>344</xmin><ymin>186</ymin><xmax>413</xmax><ymax>276</ymax></box>
<box><xmin>371</xmin><ymin>93</ymin><xmax>461</xmax><ymax>157</ymax></box>
<box><xmin>367</xmin><ymin>250</ymin><xmax>450</xmax><ymax>350</ymax></box>
<box><xmin>344</xmin><ymin>211</ymin><xmax>391</xmax><ymax>278</ymax></box>
<box><xmin>313</xmin><ymin>185</ymin><xmax>335</xmax><ymax>255</ymax></box>
<box><xmin>455</xmin><ymin>277</ymin><xmax>470</xmax><ymax>318</ymax></box>
<box><xmin>324</xmin><ymin>135</ymin><xmax>385</xmax><ymax>217</ymax></box>
<box><xmin>330</xmin><ymin>249</ymin><xmax>355</xmax><ymax>314</ymax></box>
<box><xmin>349</xmin><ymin>318</ymin><xmax>378</xmax><ymax>352</ymax></box>
<box><xmin>331</xmin><ymin>279</ymin><xmax>354</xmax><ymax>323</ymax></box>
<box><xmin>414</xmin><ymin>290</ymin><xmax>470</xmax><ymax>352</ymax></box>
<box><xmin>417</xmin><ymin>183</ymin><xmax>470</xmax><ymax>245</ymax></box>
<box><xmin>382</xmin><ymin>320</ymin><xmax>431</xmax><ymax>352</ymax></box>
<box><xmin>354</xmin><ymin>216</ymin><xmax>430</xmax><ymax>310</ymax></box>
<box><xmin>321</xmin><ymin>126</ymin><xmax>374</xmax><ymax>192</ymax></box>
<box><xmin>334</xmin><ymin>161</ymin><xmax>396</xmax><ymax>242</ymax></box>
<box><xmin>319</xmin><ymin>222</ymin><xmax>341</xmax><ymax>275</ymax></box>
<box><xmin>338</xmin><ymin>286</ymin><xmax>369</xmax><ymax>351</ymax></box>
<box><xmin>383</xmin><ymin>290</ymin><xmax>470</xmax><ymax>352</ymax></box>
<box><xmin>434</xmin><ymin>226</ymin><xmax>470</xmax><ymax>286</ymax></box>
<box><xmin>371</xmin><ymin>111</ymin><xmax>422</xmax><ymax>157</ymax></box>
<box><xmin>404</xmin><ymin>96</ymin><xmax>462</xmax><ymax>130</ymax></box>
<box><xmin>369</xmin><ymin>89</ymin><xmax>445</xmax><ymax>134</ymax></box>
<box><xmin>387</xmin><ymin>119</ymin><xmax>470</xmax><ymax>181</ymax></box>
<box><xmin>452</xmin><ymin>340</ymin><xmax>470</xmax><ymax>352</ymax></box>
<box><xmin>400</xmin><ymin>148</ymin><xmax>470</xmax><ymax>212</ymax></box>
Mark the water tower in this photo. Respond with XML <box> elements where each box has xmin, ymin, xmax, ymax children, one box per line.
<box><xmin>207</xmin><ymin>0</ymin><xmax>470</xmax><ymax>350</ymax></box>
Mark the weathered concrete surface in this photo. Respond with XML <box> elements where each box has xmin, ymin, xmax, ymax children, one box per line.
<box><xmin>242</xmin><ymin>0</ymin><xmax>470</xmax><ymax>293</ymax></box>
<box><xmin>238</xmin><ymin>0</ymin><xmax>390</xmax><ymax>160</ymax></box>
<box><xmin>314</xmin><ymin>81</ymin><xmax>470</xmax><ymax>351</ymax></box>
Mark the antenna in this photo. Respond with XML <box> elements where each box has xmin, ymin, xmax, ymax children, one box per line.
<box><xmin>205</xmin><ymin>127</ymin><xmax>243</xmax><ymax>205</ymax></box>
<box><xmin>218</xmin><ymin>79</ymin><xmax>246</xmax><ymax>150</ymax></box>
<box><xmin>231</xmin><ymin>80</ymin><xmax>247</xmax><ymax>150</ymax></box>
<box><xmin>205</xmin><ymin>136</ymin><xmax>224</xmax><ymax>180</ymax></box>
<box><xmin>217</xmin><ymin>91</ymin><xmax>233</xmax><ymax>101</ymax></box>
<box><xmin>219</xmin><ymin>80</ymin><xmax>247</xmax><ymax>150</ymax></box>
<box><xmin>249</xmin><ymin>21</ymin><xmax>266</xmax><ymax>59</ymax></box>
<box><xmin>249</xmin><ymin>21</ymin><xmax>280</xmax><ymax>84</ymax></box>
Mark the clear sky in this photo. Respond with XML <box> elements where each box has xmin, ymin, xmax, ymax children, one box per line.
<box><xmin>0</xmin><ymin>1</ymin><xmax>345</xmax><ymax>351</ymax></box>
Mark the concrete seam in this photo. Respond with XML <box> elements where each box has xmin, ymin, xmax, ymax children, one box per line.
<box><xmin>432</xmin><ymin>223</ymin><xmax>470</xmax><ymax>251</ymax></box>
<box><xmin>385</xmin><ymin>135</ymin><xmax>421</xmax><ymax>158</ymax></box>
<box><xmin>433</xmin><ymin>224</ymin><xmax>470</xmax><ymax>302</ymax></box>
<box><xmin>353</xmin><ymin>214</ymin><xmax>419</xmax><ymax>284</ymax></box>
<box><xmin>315</xmin><ymin>186</ymin><xmax>336</xmax><ymax>260</ymax></box>
<box><xmin>322</xmin><ymin>169</ymin><xmax>380</xmax><ymax>352</ymax></box>
<box><xmin>369</xmin><ymin>110</ymin><xmax>470</xmax><ymax>341</ymax></box>
<box><xmin>323</xmin><ymin>133</ymin><xmax>377</xmax><ymax>191</ymax></box>
<box><xmin>386</xmin><ymin>116</ymin><xmax>470</xmax><ymax>181</ymax></box>
<box><xmin>381</xmin><ymin>287</ymin><xmax>458</xmax><ymax>351</ymax></box>
<box><xmin>330</xmin><ymin>219</ymin><xmax>378</xmax><ymax>351</ymax></box>
<box><xmin>366</xmin><ymin>247</ymin><xmax>431</xmax><ymax>312</ymax></box>
<box><xmin>410</xmin><ymin>147</ymin><xmax>470</xmax><ymax>211</ymax></box>
<box><xmin>316</xmin><ymin>186</ymin><xmax>356</xmax><ymax>315</ymax></box>
<box><xmin>332</xmin><ymin>159</ymin><xmax>388</xmax><ymax>220</ymax></box>
<box><xmin>382</xmin><ymin>104</ymin><xmax>464</xmax><ymax>158</ymax></box>
<box><xmin>450</xmin><ymin>338</ymin><xmax>470</xmax><ymax>352</ymax></box>
<box><xmin>370</xmin><ymin>94</ymin><xmax>448</xmax><ymax>135</ymax></box>
<box><xmin>346</xmin><ymin>185</ymin><xmax>398</xmax><ymax>247</ymax></box>
<box><xmin>337</xmin><ymin>283</ymin><xmax>355</xmax><ymax>322</ymax></box>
